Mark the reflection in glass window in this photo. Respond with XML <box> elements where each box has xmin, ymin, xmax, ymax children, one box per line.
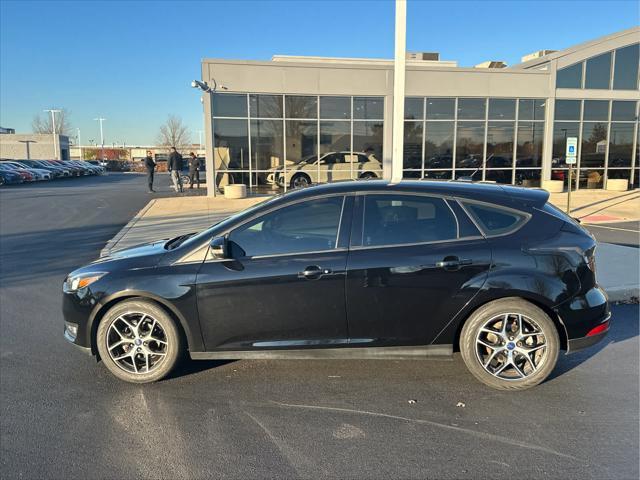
<box><xmin>229</xmin><ymin>196</ymin><xmax>344</xmax><ymax>257</ymax></box>
<box><xmin>424</xmin><ymin>122</ymin><xmax>454</xmax><ymax>169</ymax></box>
<box><xmin>611</xmin><ymin>101</ymin><xmax>637</xmax><ymax>121</ymax></box>
<box><xmin>319</xmin><ymin>121</ymin><xmax>350</xmax><ymax>154</ymax></box>
<box><xmin>552</xmin><ymin>122</ymin><xmax>579</xmax><ymax>168</ymax></box>
<box><xmin>320</xmin><ymin>97</ymin><xmax>350</xmax><ymax>119</ymax></box>
<box><xmin>250</xmin><ymin>95</ymin><xmax>283</xmax><ymax>118</ymax></box>
<box><xmin>518</xmin><ymin>99</ymin><xmax>546</xmax><ymax>121</ymax></box>
<box><xmin>405</xmin><ymin>98</ymin><xmax>424</xmax><ymax>119</ymax></box>
<box><xmin>515</xmin><ymin>169</ymin><xmax>541</xmax><ymax>188</ymax></box>
<box><xmin>583</xmin><ymin>100</ymin><xmax>609</xmax><ymax>121</ymax></box>
<box><xmin>353</xmin><ymin>97</ymin><xmax>384</xmax><ymax>119</ymax></box>
<box><xmin>457</xmin><ymin>98</ymin><xmax>486</xmax><ymax>120</ymax></box>
<box><xmin>579</xmin><ymin>169</ymin><xmax>604</xmax><ymax>189</ymax></box>
<box><xmin>285</xmin><ymin>96</ymin><xmax>317</xmax><ymax>119</ymax></box>
<box><xmin>250</xmin><ymin>119</ymin><xmax>283</xmax><ymax>170</ymax></box>
<box><xmin>556</xmin><ymin>63</ymin><xmax>583</xmax><ymax>89</ymax></box>
<box><xmin>213</xmin><ymin>119</ymin><xmax>248</xmax><ymax>170</ymax></box>
<box><xmin>456</xmin><ymin>122</ymin><xmax>485</xmax><ymax>169</ymax></box>
<box><xmin>285</xmin><ymin>121</ymin><xmax>318</xmax><ymax>164</ymax></box>
<box><xmin>555</xmin><ymin>100</ymin><xmax>581</xmax><ymax>120</ymax></box>
<box><xmin>362</xmin><ymin>195</ymin><xmax>458</xmax><ymax>246</ymax></box>
<box><xmin>463</xmin><ymin>202</ymin><xmax>527</xmax><ymax>236</ymax></box>
<box><xmin>485</xmin><ymin>169</ymin><xmax>512</xmax><ymax>184</ymax></box>
<box><xmin>403</xmin><ymin>122</ymin><xmax>423</xmax><ymax>170</ymax></box>
<box><xmin>584</xmin><ymin>52</ymin><xmax>612</xmax><ymax>89</ymax></box>
<box><xmin>581</xmin><ymin>122</ymin><xmax>608</xmax><ymax>168</ymax></box>
<box><xmin>353</xmin><ymin>122</ymin><xmax>383</xmax><ymax>161</ymax></box>
<box><xmin>613</xmin><ymin>43</ymin><xmax>639</xmax><ymax>90</ymax></box>
<box><xmin>608</xmin><ymin>123</ymin><xmax>634</xmax><ymax>167</ymax></box>
<box><xmin>423</xmin><ymin>170</ymin><xmax>452</xmax><ymax>180</ymax></box>
<box><xmin>486</xmin><ymin>122</ymin><xmax>515</xmax><ymax>168</ymax></box>
<box><xmin>488</xmin><ymin>99</ymin><xmax>516</xmax><ymax>120</ymax></box>
<box><xmin>426</xmin><ymin>98</ymin><xmax>455</xmax><ymax>119</ymax></box>
<box><xmin>516</xmin><ymin>122</ymin><xmax>544</xmax><ymax>167</ymax></box>
<box><xmin>213</xmin><ymin>93</ymin><xmax>247</xmax><ymax>117</ymax></box>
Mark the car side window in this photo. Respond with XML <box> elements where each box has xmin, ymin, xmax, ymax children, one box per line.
<box><xmin>462</xmin><ymin>202</ymin><xmax>528</xmax><ymax>236</ymax></box>
<box><xmin>228</xmin><ymin>196</ymin><xmax>345</xmax><ymax>257</ymax></box>
<box><xmin>362</xmin><ymin>195</ymin><xmax>458</xmax><ymax>247</ymax></box>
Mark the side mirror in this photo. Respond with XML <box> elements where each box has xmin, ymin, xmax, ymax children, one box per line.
<box><xmin>209</xmin><ymin>236</ymin><xmax>228</xmax><ymax>259</ymax></box>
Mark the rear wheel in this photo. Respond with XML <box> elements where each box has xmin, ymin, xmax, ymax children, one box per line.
<box><xmin>290</xmin><ymin>173</ymin><xmax>311</xmax><ymax>189</ymax></box>
<box><xmin>96</xmin><ymin>299</ymin><xmax>183</xmax><ymax>383</ymax></box>
<box><xmin>460</xmin><ymin>298</ymin><xmax>559</xmax><ymax>390</ymax></box>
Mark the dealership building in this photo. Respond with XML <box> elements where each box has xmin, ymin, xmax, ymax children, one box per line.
<box><xmin>199</xmin><ymin>27</ymin><xmax>639</xmax><ymax>194</ymax></box>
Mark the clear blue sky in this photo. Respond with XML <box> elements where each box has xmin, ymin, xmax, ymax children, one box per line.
<box><xmin>1</xmin><ymin>0</ymin><xmax>638</xmax><ymax>146</ymax></box>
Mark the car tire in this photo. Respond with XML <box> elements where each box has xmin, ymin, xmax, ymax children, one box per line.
<box><xmin>360</xmin><ymin>172</ymin><xmax>377</xmax><ymax>180</ymax></box>
<box><xmin>290</xmin><ymin>173</ymin><xmax>311</xmax><ymax>189</ymax></box>
<box><xmin>181</xmin><ymin>174</ymin><xmax>191</xmax><ymax>186</ymax></box>
<box><xmin>96</xmin><ymin>299</ymin><xmax>183</xmax><ymax>383</ymax></box>
<box><xmin>460</xmin><ymin>298</ymin><xmax>559</xmax><ymax>391</ymax></box>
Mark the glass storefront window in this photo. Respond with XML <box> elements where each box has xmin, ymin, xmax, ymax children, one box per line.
<box><xmin>486</xmin><ymin>122</ymin><xmax>514</xmax><ymax>168</ymax></box>
<box><xmin>579</xmin><ymin>169</ymin><xmax>604</xmax><ymax>189</ymax></box>
<box><xmin>285</xmin><ymin>121</ymin><xmax>318</xmax><ymax>164</ymax></box>
<box><xmin>423</xmin><ymin>170</ymin><xmax>452</xmax><ymax>180</ymax></box>
<box><xmin>584</xmin><ymin>52</ymin><xmax>612</xmax><ymax>89</ymax></box>
<box><xmin>581</xmin><ymin>122</ymin><xmax>607</xmax><ymax>168</ymax></box>
<box><xmin>320</xmin><ymin>97</ymin><xmax>350</xmax><ymax>119</ymax></box>
<box><xmin>518</xmin><ymin>99</ymin><xmax>545</xmax><ymax>121</ymax></box>
<box><xmin>250</xmin><ymin>119</ymin><xmax>284</xmax><ymax>170</ymax></box>
<box><xmin>213</xmin><ymin>119</ymin><xmax>249</xmax><ymax>170</ymax></box>
<box><xmin>555</xmin><ymin>100</ymin><xmax>581</xmax><ymax>120</ymax></box>
<box><xmin>583</xmin><ymin>100</ymin><xmax>609</xmax><ymax>121</ymax></box>
<box><xmin>424</xmin><ymin>122</ymin><xmax>454</xmax><ymax>169</ymax></box>
<box><xmin>613</xmin><ymin>43</ymin><xmax>639</xmax><ymax>90</ymax></box>
<box><xmin>488</xmin><ymin>99</ymin><xmax>516</xmax><ymax>120</ymax></box>
<box><xmin>354</xmin><ymin>97</ymin><xmax>384</xmax><ymax>119</ymax></box>
<box><xmin>516</xmin><ymin>122</ymin><xmax>544</xmax><ymax>167</ymax></box>
<box><xmin>514</xmin><ymin>169</ymin><xmax>541</xmax><ymax>188</ymax></box>
<box><xmin>213</xmin><ymin>93</ymin><xmax>247</xmax><ymax>117</ymax></box>
<box><xmin>426</xmin><ymin>98</ymin><xmax>455</xmax><ymax>119</ymax></box>
<box><xmin>552</xmin><ymin>122</ymin><xmax>580</xmax><ymax>168</ymax></box>
<box><xmin>608</xmin><ymin>123</ymin><xmax>634</xmax><ymax>167</ymax></box>
<box><xmin>405</xmin><ymin>98</ymin><xmax>424</xmax><ymax>120</ymax></box>
<box><xmin>250</xmin><ymin>95</ymin><xmax>283</xmax><ymax>118</ymax></box>
<box><xmin>285</xmin><ymin>96</ymin><xmax>317</xmax><ymax>119</ymax></box>
<box><xmin>457</xmin><ymin>98</ymin><xmax>486</xmax><ymax>120</ymax></box>
<box><xmin>485</xmin><ymin>169</ymin><xmax>512</xmax><ymax>184</ymax></box>
<box><xmin>403</xmin><ymin>122</ymin><xmax>423</xmax><ymax>170</ymax></box>
<box><xmin>353</xmin><ymin>122</ymin><xmax>383</xmax><ymax>161</ymax></box>
<box><xmin>611</xmin><ymin>101</ymin><xmax>637</xmax><ymax>121</ymax></box>
<box><xmin>455</xmin><ymin>122</ymin><xmax>485</xmax><ymax>168</ymax></box>
<box><xmin>557</xmin><ymin>63</ymin><xmax>583</xmax><ymax>89</ymax></box>
<box><xmin>319</xmin><ymin>121</ymin><xmax>350</xmax><ymax>154</ymax></box>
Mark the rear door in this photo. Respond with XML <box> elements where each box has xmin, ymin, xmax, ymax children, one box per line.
<box><xmin>345</xmin><ymin>193</ymin><xmax>492</xmax><ymax>347</ymax></box>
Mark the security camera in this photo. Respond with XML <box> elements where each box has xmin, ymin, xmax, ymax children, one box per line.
<box><xmin>191</xmin><ymin>80</ymin><xmax>212</xmax><ymax>93</ymax></box>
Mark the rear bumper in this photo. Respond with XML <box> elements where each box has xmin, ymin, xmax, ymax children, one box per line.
<box><xmin>566</xmin><ymin>312</ymin><xmax>611</xmax><ymax>354</ymax></box>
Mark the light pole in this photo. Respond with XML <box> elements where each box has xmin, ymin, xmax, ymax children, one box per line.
<box><xmin>44</xmin><ymin>109</ymin><xmax>61</xmax><ymax>159</ymax></box>
<box><xmin>94</xmin><ymin>117</ymin><xmax>106</xmax><ymax>160</ymax></box>
<box><xmin>18</xmin><ymin>140</ymin><xmax>36</xmax><ymax>160</ymax></box>
<box><xmin>197</xmin><ymin>130</ymin><xmax>203</xmax><ymax>150</ymax></box>
<box><xmin>76</xmin><ymin>128</ymin><xmax>81</xmax><ymax>160</ymax></box>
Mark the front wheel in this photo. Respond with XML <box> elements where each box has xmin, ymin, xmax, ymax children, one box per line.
<box><xmin>460</xmin><ymin>298</ymin><xmax>559</xmax><ymax>390</ymax></box>
<box><xmin>96</xmin><ymin>299</ymin><xmax>183</xmax><ymax>383</ymax></box>
<box><xmin>180</xmin><ymin>174</ymin><xmax>191</xmax><ymax>186</ymax></box>
<box><xmin>290</xmin><ymin>173</ymin><xmax>311</xmax><ymax>189</ymax></box>
<box><xmin>360</xmin><ymin>172</ymin><xmax>377</xmax><ymax>180</ymax></box>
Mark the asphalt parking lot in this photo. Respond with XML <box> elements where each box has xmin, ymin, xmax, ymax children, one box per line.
<box><xmin>0</xmin><ymin>174</ymin><xmax>638</xmax><ymax>479</ymax></box>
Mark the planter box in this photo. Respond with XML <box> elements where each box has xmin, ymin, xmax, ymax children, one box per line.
<box><xmin>224</xmin><ymin>184</ymin><xmax>247</xmax><ymax>199</ymax></box>
<box><xmin>541</xmin><ymin>180</ymin><xmax>564</xmax><ymax>193</ymax></box>
<box><xmin>606</xmin><ymin>179</ymin><xmax>628</xmax><ymax>192</ymax></box>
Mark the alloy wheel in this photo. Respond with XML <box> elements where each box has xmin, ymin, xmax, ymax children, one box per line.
<box><xmin>292</xmin><ymin>175</ymin><xmax>310</xmax><ymax>188</ymax></box>
<box><xmin>106</xmin><ymin>312</ymin><xmax>168</xmax><ymax>374</ymax></box>
<box><xmin>474</xmin><ymin>313</ymin><xmax>548</xmax><ymax>381</ymax></box>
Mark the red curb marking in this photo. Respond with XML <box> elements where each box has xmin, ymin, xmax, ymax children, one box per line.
<box><xmin>580</xmin><ymin>214</ymin><xmax>622</xmax><ymax>222</ymax></box>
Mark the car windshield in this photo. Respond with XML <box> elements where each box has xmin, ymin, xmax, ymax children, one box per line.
<box><xmin>295</xmin><ymin>154</ymin><xmax>318</xmax><ymax>166</ymax></box>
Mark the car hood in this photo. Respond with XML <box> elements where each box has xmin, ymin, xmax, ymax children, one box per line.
<box><xmin>94</xmin><ymin>240</ymin><xmax>167</xmax><ymax>263</ymax></box>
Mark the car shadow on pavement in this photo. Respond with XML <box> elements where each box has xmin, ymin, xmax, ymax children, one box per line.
<box><xmin>548</xmin><ymin>303</ymin><xmax>639</xmax><ymax>382</ymax></box>
<box><xmin>168</xmin><ymin>358</ymin><xmax>236</xmax><ymax>380</ymax></box>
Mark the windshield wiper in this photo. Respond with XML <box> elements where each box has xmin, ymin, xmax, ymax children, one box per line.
<box><xmin>164</xmin><ymin>233</ymin><xmax>196</xmax><ymax>250</ymax></box>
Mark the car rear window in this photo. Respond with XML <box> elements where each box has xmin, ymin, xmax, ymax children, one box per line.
<box><xmin>462</xmin><ymin>202</ymin><xmax>528</xmax><ymax>236</ymax></box>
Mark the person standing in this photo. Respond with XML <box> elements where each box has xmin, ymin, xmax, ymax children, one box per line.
<box><xmin>167</xmin><ymin>146</ymin><xmax>183</xmax><ymax>193</ymax></box>
<box><xmin>144</xmin><ymin>150</ymin><xmax>156</xmax><ymax>193</ymax></box>
<box><xmin>188</xmin><ymin>152</ymin><xmax>200</xmax><ymax>189</ymax></box>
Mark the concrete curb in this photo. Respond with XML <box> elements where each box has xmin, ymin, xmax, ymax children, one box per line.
<box><xmin>606</xmin><ymin>286</ymin><xmax>640</xmax><ymax>304</ymax></box>
<box><xmin>101</xmin><ymin>199</ymin><xmax>156</xmax><ymax>257</ymax></box>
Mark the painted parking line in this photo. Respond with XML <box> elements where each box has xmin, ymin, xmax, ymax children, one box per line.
<box><xmin>583</xmin><ymin>224</ymin><xmax>640</xmax><ymax>233</ymax></box>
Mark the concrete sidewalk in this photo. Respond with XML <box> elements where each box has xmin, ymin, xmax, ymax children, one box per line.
<box><xmin>102</xmin><ymin>189</ymin><xmax>639</xmax><ymax>302</ymax></box>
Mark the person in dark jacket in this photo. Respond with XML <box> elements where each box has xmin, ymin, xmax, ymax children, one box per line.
<box><xmin>167</xmin><ymin>147</ymin><xmax>183</xmax><ymax>193</ymax></box>
<box><xmin>144</xmin><ymin>150</ymin><xmax>156</xmax><ymax>193</ymax></box>
<box><xmin>188</xmin><ymin>152</ymin><xmax>200</xmax><ymax>189</ymax></box>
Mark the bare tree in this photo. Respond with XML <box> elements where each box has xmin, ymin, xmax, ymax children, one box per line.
<box><xmin>157</xmin><ymin>115</ymin><xmax>191</xmax><ymax>148</ymax></box>
<box><xmin>32</xmin><ymin>108</ymin><xmax>73</xmax><ymax>135</ymax></box>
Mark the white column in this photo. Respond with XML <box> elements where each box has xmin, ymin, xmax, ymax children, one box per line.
<box><xmin>391</xmin><ymin>0</ymin><xmax>407</xmax><ymax>183</ymax></box>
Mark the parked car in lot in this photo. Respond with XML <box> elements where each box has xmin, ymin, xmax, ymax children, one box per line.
<box><xmin>2</xmin><ymin>161</ymin><xmax>52</xmax><ymax>180</ymax></box>
<box><xmin>267</xmin><ymin>151</ymin><xmax>382</xmax><ymax>188</ymax></box>
<box><xmin>0</xmin><ymin>169</ymin><xmax>24</xmax><ymax>185</ymax></box>
<box><xmin>63</xmin><ymin>180</ymin><xmax>609</xmax><ymax>389</ymax></box>
<box><xmin>21</xmin><ymin>160</ymin><xmax>70</xmax><ymax>177</ymax></box>
<box><xmin>0</xmin><ymin>163</ymin><xmax>33</xmax><ymax>182</ymax></box>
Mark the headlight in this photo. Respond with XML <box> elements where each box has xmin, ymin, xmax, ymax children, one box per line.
<box><xmin>64</xmin><ymin>272</ymin><xmax>107</xmax><ymax>292</ymax></box>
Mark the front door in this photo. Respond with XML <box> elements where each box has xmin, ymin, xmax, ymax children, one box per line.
<box><xmin>345</xmin><ymin>193</ymin><xmax>491</xmax><ymax>347</ymax></box>
<box><xmin>196</xmin><ymin>195</ymin><xmax>351</xmax><ymax>350</ymax></box>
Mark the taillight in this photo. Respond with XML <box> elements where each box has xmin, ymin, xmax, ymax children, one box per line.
<box><xmin>587</xmin><ymin>320</ymin><xmax>609</xmax><ymax>337</ymax></box>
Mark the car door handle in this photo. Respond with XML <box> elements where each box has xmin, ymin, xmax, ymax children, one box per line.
<box><xmin>435</xmin><ymin>257</ymin><xmax>472</xmax><ymax>270</ymax></box>
<box><xmin>298</xmin><ymin>266</ymin><xmax>332</xmax><ymax>280</ymax></box>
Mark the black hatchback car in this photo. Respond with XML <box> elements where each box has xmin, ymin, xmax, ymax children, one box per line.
<box><xmin>63</xmin><ymin>181</ymin><xmax>610</xmax><ymax>389</ymax></box>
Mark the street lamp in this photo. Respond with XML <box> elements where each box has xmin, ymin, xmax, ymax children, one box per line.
<box><xmin>44</xmin><ymin>109</ymin><xmax>61</xmax><ymax>159</ymax></box>
<box><xmin>94</xmin><ymin>117</ymin><xmax>106</xmax><ymax>160</ymax></box>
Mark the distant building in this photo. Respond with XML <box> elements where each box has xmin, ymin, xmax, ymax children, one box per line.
<box><xmin>0</xmin><ymin>133</ymin><xmax>70</xmax><ymax>160</ymax></box>
<box><xmin>0</xmin><ymin>127</ymin><xmax>16</xmax><ymax>134</ymax></box>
